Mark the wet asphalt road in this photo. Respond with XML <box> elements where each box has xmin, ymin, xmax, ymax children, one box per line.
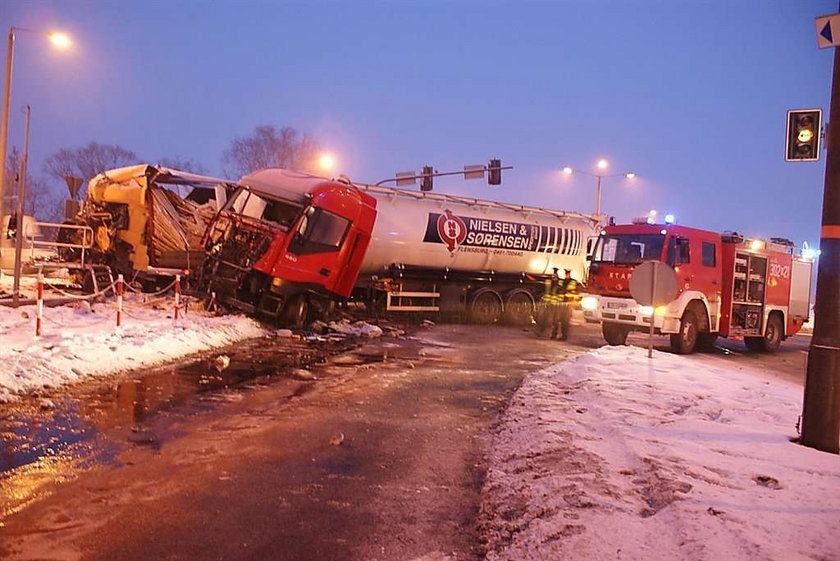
<box><xmin>0</xmin><ymin>322</ymin><xmax>811</xmax><ymax>560</ymax></box>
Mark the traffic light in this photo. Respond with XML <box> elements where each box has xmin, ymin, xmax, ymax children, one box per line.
<box><xmin>420</xmin><ymin>166</ymin><xmax>434</xmax><ymax>191</ymax></box>
<box><xmin>786</xmin><ymin>109</ymin><xmax>822</xmax><ymax>162</ymax></box>
<box><xmin>488</xmin><ymin>159</ymin><xmax>502</xmax><ymax>185</ymax></box>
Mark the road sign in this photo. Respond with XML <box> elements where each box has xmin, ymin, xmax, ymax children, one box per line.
<box><xmin>64</xmin><ymin>175</ymin><xmax>83</xmax><ymax>199</ymax></box>
<box><xmin>630</xmin><ymin>261</ymin><xmax>678</xmax><ymax>359</ymax></box>
<box><xmin>463</xmin><ymin>165</ymin><xmax>484</xmax><ymax>180</ymax></box>
<box><xmin>395</xmin><ymin>171</ymin><xmax>416</xmax><ymax>187</ymax></box>
<box><xmin>816</xmin><ymin>14</ymin><xmax>840</xmax><ymax>49</ymax></box>
<box><xmin>629</xmin><ymin>261</ymin><xmax>677</xmax><ymax>306</ymax></box>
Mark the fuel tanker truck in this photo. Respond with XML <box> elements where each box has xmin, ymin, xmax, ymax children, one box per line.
<box><xmin>199</xmin><ymin>168</ymin><xmax>598</xmax><ymax>327</ymax></box>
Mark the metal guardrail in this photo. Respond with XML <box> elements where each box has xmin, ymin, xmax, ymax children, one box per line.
<box><xmin>24</xmin><ymin>221</ymin><xmax>94</xmax><ymax>267</ymax></box>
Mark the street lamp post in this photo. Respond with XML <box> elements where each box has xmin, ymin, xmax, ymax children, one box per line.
<box><xmin>562</xmin><ymin>159</ymin><xmax>635</xmax><ymax>217</ymax></box>
<box><xmin>0</xmin><ymin>26</ymin><xmax>71</xmax><ymax>263</ymax></box>
<box><xmin>12</xmin><ymin>104</ymin><xmax>30</xmax><ymax>305</ymax></box>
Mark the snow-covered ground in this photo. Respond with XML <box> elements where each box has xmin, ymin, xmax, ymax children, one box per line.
<box><xmin>2</xmin><ymin>270</ymin><xmax>838</xmax><ymax>560</ymax></box>
<box><xmin>0</xmin><ymin>292</ymin><xmax>267</xmax><ymax>403</ymax></box>
<box><xmin>481</xmin><ymin>345</ymin><xmax>840</xmax><ymax>561</ymax></box>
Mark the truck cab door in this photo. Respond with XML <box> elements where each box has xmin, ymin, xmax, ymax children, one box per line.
<box><xmin>667</xmin><ymin>235</ymin><xmax>721</xmax><ymax>331</ymax></box>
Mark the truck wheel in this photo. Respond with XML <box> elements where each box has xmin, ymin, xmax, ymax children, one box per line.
<box><xmin>602</xmin><ymin>322</ymin><xmax>629</xmax><ymax>346</ymax></box>
<box><xmin>759</xmin><ymin>314</ymin><xmax>783</xmax><ymax>352</ymax></box>
<box><xmin>282</xmin><ymin>295</ymin><xmax>310</xmax><ymax>329</ymax></box>
<box><xmin>670</xmin><ymin>310</ymin><xmax>699</xmax><ymax>354</ymax></box>
<box><xmin>469</xmin><ymin>290</ymin><xmax>503</xmax><ymax>324</ymax></box>
<box><xmin>503</xmin><ymin>289</ymin><xmax>535</xmax><ymax>325</ymax></box>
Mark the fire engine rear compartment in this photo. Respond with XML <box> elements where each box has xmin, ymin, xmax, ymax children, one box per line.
<box><xmin>725</xmin><ymin>251</ymin><xmax>767</xmax><ymax>337</ymax></box>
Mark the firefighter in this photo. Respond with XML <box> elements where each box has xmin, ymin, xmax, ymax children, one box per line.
<box><xmin>557</xmin><ymin>268</ymin><xmax>581</xmax><ymax>341</ymax></box>
<box><xmin>536</xmin><ymin>268</ymin><xmax>563</xmax><ymax>339</ymax></box>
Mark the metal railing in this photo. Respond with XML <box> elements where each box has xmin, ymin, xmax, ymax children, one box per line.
<box><xmin>24</xmin><ymin>221</ymin><xmax>94</xmax><ymax>267</ymax></box>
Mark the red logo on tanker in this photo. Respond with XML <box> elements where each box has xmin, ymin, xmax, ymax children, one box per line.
<box><xmin>423</xmin><ymin>210</ymin><xmax>539</xmax><ymax>252</ymax></box>
<box><xmin>436</xmin><ymin>210</ymin><xmax>467</xmax><ymax>252</ymax></box>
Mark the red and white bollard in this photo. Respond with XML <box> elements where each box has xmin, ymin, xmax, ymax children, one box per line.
<box><xmin>174</xmin><ymin>274</ymin><xmax>181</xmax><ymax>320</ymax></box>
<box><xmin>35</xmin><ymin>270</ymin><xmax>44</xmax><ymax>337</ymax></box>
<box><xmin>116</xmin><ymin>274</ymin><xmax>124</xmax><ymax>327</ymax></box>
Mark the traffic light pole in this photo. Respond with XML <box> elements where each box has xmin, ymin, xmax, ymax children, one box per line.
<box><xmin>374</xmin><ymin>164</ymin><xmax>513</xmax><ymax>187</ymax></box>
<box><xmin>802</xmin><ymin>42</ymin><xmax>840</xmax><ymax>454</ymax></box>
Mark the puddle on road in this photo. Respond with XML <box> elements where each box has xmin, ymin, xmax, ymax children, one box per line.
<box><xmin>0</xmin><ymin>334</ymin><xmax>359</xmax><ymax>477</ymax></box>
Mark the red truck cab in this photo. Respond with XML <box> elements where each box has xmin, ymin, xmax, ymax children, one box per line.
<box><xmin>200</xmin><ymin>170</ymin><xmax>377</xmax><ymax>327</ymax></box>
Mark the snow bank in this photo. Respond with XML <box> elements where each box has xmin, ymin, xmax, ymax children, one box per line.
<box><xmin>0</xmin><ymin>296</ymin><xmax>267</xmax><ymax>403</ymax></box>
<box><xmin>481</xmin><ymin>346</ymin><xmax>840</xmax><ymax>561</ymax></box>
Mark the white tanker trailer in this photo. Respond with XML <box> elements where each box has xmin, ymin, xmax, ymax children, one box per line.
<box><xmin>353</xmin><ymin>184</ymin><xmax>597</xmax><ymax>323</ymax></box>
<box><xmin>200</xmin><ymin>169</ymin><xmax>598</xmax><ymax>326</ymax></box>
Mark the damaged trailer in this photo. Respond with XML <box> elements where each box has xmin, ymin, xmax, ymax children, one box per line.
<box><xmin>59</xmin><ymin>164</ymin><xmax>233</xmax><ymax>290</ymax></box>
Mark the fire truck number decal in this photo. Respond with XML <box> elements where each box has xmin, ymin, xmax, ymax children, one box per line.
<box><xmin>769</xmin><ymin>261</ymin><xmax>790</xmax><ymax>279</ymax></box>
<box><xmin>424</xmin><ymin>210</ymin><xmax>538</xmax><ymax>253</ymax></box>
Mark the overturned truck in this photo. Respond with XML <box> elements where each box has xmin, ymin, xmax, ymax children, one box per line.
<box><xmin>60</xmin><ymin>165</ymin><xmax>232</xmax><ymax>289</ymax></box>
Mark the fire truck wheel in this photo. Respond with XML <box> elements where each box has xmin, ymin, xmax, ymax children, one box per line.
<box><xmin>670</xmin><ymin>310</ymin><xmax>699</xmax><ymax>354</ymax></box>
<box><xmin>602</xmin><ymin>322</ymin><xmax>629</xmax><ymax>346</ymax></box>
<box><xmin>760</xmin><ymin>314</ymin><xmax>783</xmax><ymax>353</ymax></box>
<box><xmin>282</xmin><ymin>295</ymin><xmax>310</xmax><ymax>329</ymax></box>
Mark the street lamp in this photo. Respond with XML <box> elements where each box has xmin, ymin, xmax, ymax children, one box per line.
<box><xmin>561</xmin><ymin>159</ymin><xmax>635</xmax><ymax>216</ymax></box>
<box><xmin>318</xmin><ymin>153</ymin><xmax>335</xmax><ymax>172</ymax></box>
<box><xmin>0</xmin><ymin>26</ymin><xmax>72</xmax><ymax>262</ymax></box>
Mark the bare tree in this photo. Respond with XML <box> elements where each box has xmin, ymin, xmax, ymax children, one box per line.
<box><xmin>221</xmin><ymin>125</ymin><xmax>320</xmax><ymax>179</ymax></box>
<box><xmin>42</xmin><ymin>143</ymin><xmax>138</xmax><ymax>195</ymax></box>
<box><xmin>157</xmin><ymin>157</ymin><xmax>208</xmax><ymax>175</ymax></box>
<box><xmin>4</xmin><ymin>148</ymin><xmax>62</xmax><ymax>222</ymax></box>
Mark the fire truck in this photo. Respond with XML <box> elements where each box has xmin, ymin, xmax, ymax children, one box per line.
<box><xmin>580</xmin><ymin>220</ymin><xmax>813</xmax><ymax>353</ymax></box>
<box><xmin>199</xmin><ymin>168</ymin><xmax>597</xmax><ymax>327</ymax></box>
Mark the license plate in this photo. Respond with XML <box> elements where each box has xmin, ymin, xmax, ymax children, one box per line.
<box><xmin>606</xmin><ymin>302</ymin><xmax>628</xmax><ymax>310</ymax></box>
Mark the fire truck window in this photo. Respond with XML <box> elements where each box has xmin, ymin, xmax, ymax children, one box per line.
<box><xmin>702</xmin><ymin>242</ymin><xmax>716</xmax><ymax>267</ymax></box>
<box><xmin>593</xmin><ymin>234</ymin><xmax>664</xmax><ymax>264</ymax></box>
<box><xmin>666</xmin><ymin>238</ymin><xmax>691</xmax><ymax>265</ymax></box>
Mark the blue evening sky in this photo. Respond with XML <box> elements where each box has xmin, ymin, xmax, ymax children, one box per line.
<box><xmin>2</xmin><ymin>0</ymin><xmax>836</xmax><ymax>248</ymax></box>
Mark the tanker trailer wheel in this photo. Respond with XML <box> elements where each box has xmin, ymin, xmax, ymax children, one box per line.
<box><xmin>602</xmin><ymin>322</ymin><xmax>630</xmax><ymax>346</ymax></box>
<box><xmin>469</xmin><ymin>289</ymin><xmax>503</xmax><ymax>324</ymax></box>
<box><xmin>503</xmin><ymin>289</ymin><xmax>535</xmax><ymax>326</ymax></box>
<box><xmin>282</xmin><ymin>295</ymin><xmax>310</xmax><ymax>329</ymax></box>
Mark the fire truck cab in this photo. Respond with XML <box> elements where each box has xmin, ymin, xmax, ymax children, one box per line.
<box><xmin>581</xmin><ymin>221</ymin><xmax>813</xmax><ymax>354</ymax></box>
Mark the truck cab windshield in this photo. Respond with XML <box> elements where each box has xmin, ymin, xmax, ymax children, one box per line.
<box><xmin>226</xmin><ymin>188</ymin><xmax>302</xmax><ymax>230</ymax></box>
<box><xmin>592</xmin><ymin>234</ymin><xmax>665</xmax><ymax>264</ymax></box>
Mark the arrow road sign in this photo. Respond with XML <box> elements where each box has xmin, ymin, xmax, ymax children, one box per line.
<box><xmin>816</xmin><ymin>14</ymin><xmax>840</xmax><ymax>49</ymax></box>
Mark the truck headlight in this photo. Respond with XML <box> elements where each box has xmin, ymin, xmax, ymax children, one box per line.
<box><xmin>581</xmin><ymin>296</ymin><xmax>598</xmax><ymax>311</ymax></box>
<box><xmin>639</xmin><ymin>305</ymin><xmax>654</xmax><ymax>316</ymax></box>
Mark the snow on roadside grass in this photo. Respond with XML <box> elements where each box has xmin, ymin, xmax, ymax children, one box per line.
<box><xmin>481</xmin><ymin>345</ymin><xmax>840</xmax><ymax>561</ymax></box>
<box><xmin>0</xmin><ymin>295</ymin><xmax>267</xmax><ymax>403</ymax></box>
